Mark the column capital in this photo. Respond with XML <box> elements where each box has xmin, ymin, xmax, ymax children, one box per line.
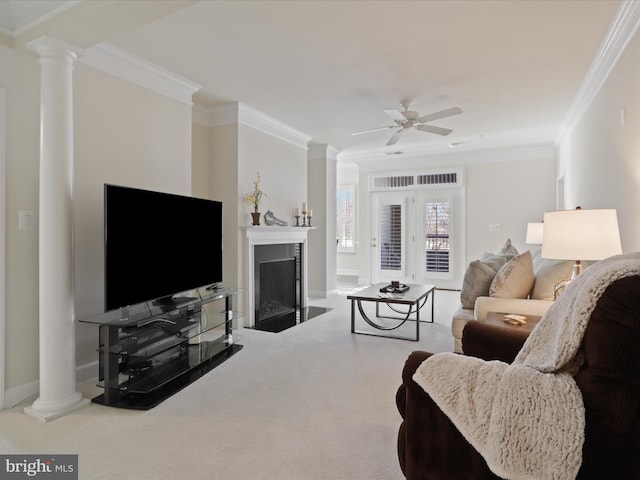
<box><xmin>27</xmin><ymin>35</ymin><xmax>83</xmax><ymax>65</ymax></box>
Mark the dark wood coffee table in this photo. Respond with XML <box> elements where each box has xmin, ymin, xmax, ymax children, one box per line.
<box><xmin>347</xmin><ymin>283</ymin><xmax>435</xmax><ymax>341</ymax></box>
<box><xmin>484</xmin><ymin>311</ymin><xmax>543</xmax><ymax>335</ymax></box>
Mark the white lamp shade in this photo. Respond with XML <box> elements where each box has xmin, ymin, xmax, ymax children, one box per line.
<box><xmin>526</xmin><ymin>222</ymin><xmax>544</xmax><ymax>244</ymax></box>
<box><xmin>542</xmin><ymin>209</ymin><xmax>622</xmax><ymax>261</ymax></box>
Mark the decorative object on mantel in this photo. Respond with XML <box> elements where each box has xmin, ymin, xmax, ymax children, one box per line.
<box><xmin>264</xmin><ymin>210</ymin><xmax>288</xmax><ymax>226</ymax></box>
<box><xmin>243</xmin><ymin>171</ymin><xmax>266</xmax><ymax>226</ymax></box>
<box><xmin>295</xmin><ymin>202</ymin><xmax>312</xmax><ymax>227</ymax></box>
<box><xmin>301</xmin><ymin>202</ymin><xmax>308</xmax><ymax>227</ymax></box>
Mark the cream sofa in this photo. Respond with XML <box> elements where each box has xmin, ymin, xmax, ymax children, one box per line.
<box><xmin>451</xmin><ymin>243</ymin><xmax>574</xmax><ymax>352</ymax></box>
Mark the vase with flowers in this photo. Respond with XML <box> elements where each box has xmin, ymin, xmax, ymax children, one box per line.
<box><xmin>244</xmin><ymin>171</ymin><xmax>266</xmax><ymax>225</ymax></box>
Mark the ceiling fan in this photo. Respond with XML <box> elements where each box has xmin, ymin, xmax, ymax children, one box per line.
<box><xmin>352</xmin><ymin>101</ymin><xmax>463</xmax><ymax>146</ymax></box>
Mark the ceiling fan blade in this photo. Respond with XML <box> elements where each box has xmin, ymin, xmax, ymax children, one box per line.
<box><xmin>415</xmin><ymin>124</ymin><xmax>453</xmax><ymax>136</ymax></box>
<box><xmin>386</xmin><ymin>130</ymin><xmax>404</xmax><ymax>146</ymax></box>
<box><xmin>384</xmin><ymin>109</ymin><xmax>408</xmax><ymax>122</ymax></box>
<box><xmin>417</xmin><ymin>106</ymin><xmax>463</xmax><ymax>124</ymax></box>
<box><xmin>351</xmin><ymin>125</ymin><xmax>394</xmax><ymax>136</ymax></box>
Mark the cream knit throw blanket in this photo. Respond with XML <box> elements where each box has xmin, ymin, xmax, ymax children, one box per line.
<box><xmin>413</xmin><ymin>253</ymin><xmax>640</xmax><ymax>480</ymax></box>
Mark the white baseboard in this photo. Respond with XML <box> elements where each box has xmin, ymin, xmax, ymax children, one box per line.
<box><xmin>4</xmin><ymin>361</ymin><xmax>99</xmax><ymax>410</ymax></box>
<box><xmin>76</xmin><ymin>360</ymin><xmax>98</xmax><ymax>385</ymax></box>
<box><xmin>5</xmin><ymin>380</ymin><xmax>38</xmax><ymax>409</ymax></box>
<box><xmin>337</xmin><ymin>269</ymin><xmax>359</xmax><ymax>277</ymax></box>
<box><xmin>308</xmin><ymin>289</ymin><xmax>328</xmax><ymax>298</ymax></box>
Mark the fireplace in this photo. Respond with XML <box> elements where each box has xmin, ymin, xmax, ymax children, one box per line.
<box><xmin>254</xmin><ymin>244</ymin><xmax>300</xmax><ymax>328</ymax></box>
<box><xmin>244</xmin><ymin>226</ymin><xmax>314</xmax><ymax>328</ymax></box>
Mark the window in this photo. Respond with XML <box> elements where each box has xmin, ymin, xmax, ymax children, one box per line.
<box><xmin>424</xmin><ymin>202</ymin><xmax>450</xmax><ymax>273</ymax></box>
<box><xmin>336</xmin><ymin>185</ymin><xmax>356</xmax><ymax>253</ymax></box>
<box><xmin>380</xmin><ymin>204</ymin><xmax>403</xmax><ymax>270</ymax></box>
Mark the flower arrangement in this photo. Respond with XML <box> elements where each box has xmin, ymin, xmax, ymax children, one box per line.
<box><xmin>243</xmin><ymin>171</ymin><xmax>266</xmax><ymax>212</ymax></box>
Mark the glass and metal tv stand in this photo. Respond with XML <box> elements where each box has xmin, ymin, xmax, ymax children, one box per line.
<box><xmin>79</xmin><ymin>286</ymin><xmax>244</xmax><ymax>410</ymax></box>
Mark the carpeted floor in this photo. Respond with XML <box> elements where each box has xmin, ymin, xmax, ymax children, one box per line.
<box><xmin>0</xmin><ymin>286</ymin><xmax>459</xmax><ymax>480</ymax></box>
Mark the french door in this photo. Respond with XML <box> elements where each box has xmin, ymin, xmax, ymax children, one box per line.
<box><xmin>371</xmin><ymin>188</ymin><xmax>463</xmax><ymax>290</ymax></box>
<box><xmin>371</xmin><ymin>191</ymin><xmax>414</xmax><ymax>285</ymax></box>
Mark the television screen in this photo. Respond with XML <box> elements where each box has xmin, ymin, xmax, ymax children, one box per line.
<box><xmin>104</xmin><ymin>184</ymin><xmax>223</xmax><ymax>311</ymax></box>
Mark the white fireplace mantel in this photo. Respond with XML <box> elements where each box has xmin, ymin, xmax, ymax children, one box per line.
<box><xmin>243</xmin><ymin>226</ymin><xmax>316</xmax><ymax>327</ymax></box>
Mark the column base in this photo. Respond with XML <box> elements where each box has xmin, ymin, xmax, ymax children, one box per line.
<box><xmin>24</xmin><ymin>396</ymin><xmax>90</xmax><ymax>422</ymax></box>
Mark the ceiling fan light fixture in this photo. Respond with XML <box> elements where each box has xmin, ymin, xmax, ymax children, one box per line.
<box><xmin>353</xmin><ymin>102</ymin><xmax>463</xmax><ymax>145</ymax></box>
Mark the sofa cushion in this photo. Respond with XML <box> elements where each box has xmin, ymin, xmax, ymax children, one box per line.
<box><xmin>490</xmin><ymin>250</ymin><xmax>534</xmax><ymax>298</ymax></box>
<box><xmin>460</xmin><ymin>259</ymin><xmax>504</xmax><ymax>309</ymax></box>
<box><xmin>459</xmin><ymin>239</ymin><xmax>519</xmax><ymax>309</ymax></box>
<box><xmin>498</xmin><ymin>238</ymin><xmax>519</xmax><ymax>256</ymax></box>
<box><xmin>531</xmin><ymin>258</ymin><xmax>574</xmax><ymax>300</ymax></box>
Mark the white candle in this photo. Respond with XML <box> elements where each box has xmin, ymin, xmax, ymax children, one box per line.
<box><xmin>302</xmin><ymin>202</ymin><xmax>307</xmax><ymax>212</ymax></box>
<box><xmin>308</xmin><ymin>209</ymin><xmax>313</xmax><ymax>217</ymax></box>
<box><xmin>294</xmin><ymin>207</ymin><xmax>299</xmax><ymax>216</ymax></box>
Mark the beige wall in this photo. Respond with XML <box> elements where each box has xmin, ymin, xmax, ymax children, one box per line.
<box><xmin>344</xmin><ymin>151</ymin><xmax>556</xmax><ymax>287</ymax></box>
<box><xmin>238</xmin><ymin>124</ymin><xmax>307</xmax><ymax>228</ymax></box>
<box><xmin>308</xmin><ymin>145</ymin><xmax>337</xmax><ymax>296</ymax></box>
<box><xmin>73</xmin><ymin>65</ymin><xmax>193</xmax><ymax>373</ymax></box>
<box><xmin>465</xmin><ymin>156</ymin><xmax>557</xmax><ymax>261</ymax></box>
<box><xmin>1</xmin><ymin>46</ymin><xmax>41</xmax><ymax>397</ymax></box>
<box><xmin>192</xmin><ymin>121</ymin><xmax>211</xmax><ymax>199</ymax></box>
<box><xmin>210</xmin><ymin>123</ymin><xmax>239</xmax><ymax>294</ymax></box>
<box><xmin>237</xmin><ymin>124</ymin><xmax>307</xmax><ymax>318</ymax></box>
<box><xmin>1</xmin><ymin>46</ymin><xmax>194</xmax><ymax>404</ymax></box>
<box><xmin>194</xmin><ymin>117</ymin><xmax>308</xmax><ymax>323</ymax></box>
<box><xmin>558</xmin><ymin>29</ymin><xmax>640</xmax><ymax>253</ymax></box>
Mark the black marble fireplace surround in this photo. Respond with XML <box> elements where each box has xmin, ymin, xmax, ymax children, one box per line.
<box><xmin>253</xmin><ymin>243</ymin><xmax>329</xmax><ymax>332</ymax></box>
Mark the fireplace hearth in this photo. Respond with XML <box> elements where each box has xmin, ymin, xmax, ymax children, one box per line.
<box><xmin>252</xmin><ymin>306</ymin><xmax>331</xmax><ymax>333</ymax></box>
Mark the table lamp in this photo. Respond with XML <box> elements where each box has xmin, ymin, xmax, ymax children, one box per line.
<box><xmin>525</xmin><ymin>222</ymin><xmax>544</xmax><ymax>244</ymax></box>
<box><xmin>542</xmin><ymin>207</ymin><xmax>622</xmax><ymax>295</ymax></box>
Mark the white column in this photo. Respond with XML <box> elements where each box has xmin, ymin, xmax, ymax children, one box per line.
<box><xmin>24</xmin><ymin>36</ymin><xmax>90</xmax><ymax>421</ymax></box>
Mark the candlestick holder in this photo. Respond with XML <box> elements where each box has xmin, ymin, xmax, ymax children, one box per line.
<box><xmin>301</xmin><ymin>210</ymin><xmax>307</xmax><ymax>227</ymax></box>
<box><xmin>294</xmin><ymin>215</ymin><xmax>300</xmax><ymax>227</ymax></box>
<box><xmin>307</xmin><ymin>214</ymin><xmax>312</xmax><ymax>227</ymax></box>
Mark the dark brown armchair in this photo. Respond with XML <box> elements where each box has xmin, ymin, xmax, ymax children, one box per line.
<box><xmin>396</xmin><ymin>275</ymin><xmax>640</xmax><ymax>479</ymax></box>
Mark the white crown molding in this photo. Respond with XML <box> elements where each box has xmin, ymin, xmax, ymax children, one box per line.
<box><xmin>195</xmin><ymin>102</ymin><xmax>312</xmax><ymax>150</ymax></box>
<box><xmin>238</xmin><ymin>103</ymin><xmax>312</xmax><ymax>150</ymax></box>
<box><xmin>308</xmin><ymin>143</ymin><xmax>340</xmax><ymax>161</ymax></box>
<box><xmin>556</xmin><ymin>0</ymin><xmax>640</xmax><ymax>144</ymax></box>
<box><xmin>80</xmin><ymin>42</ymin><xmax>201</xmax><ymax>105</ymax></box>
<box><xmin>208</xmin><ymin>102</ymin><xmax>240</xmax><ymax>127</ymax></box>
<box><xmin>0</xmin><ymin>1</ymin><xmax>80</xmax><ymax>36</ymax></box>
<box><xmin>26</xmin><ymin>35</ymin><xmax>82</xmax><ymax>63</ymax></box>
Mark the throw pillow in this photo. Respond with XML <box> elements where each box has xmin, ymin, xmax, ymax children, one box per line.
<box><xmin>530</xmin><ymin>258</ymin><xmax>574</xmax><ymax>300</ymax></box>
<box><xmin>490</xmin><ymin>250</ymin><xmax>535</xmax><ymax>298</ymax></box>
<box><xmin>498</xmin><ymin>238</ymin><xmax>519</xmax><ymax>256</ymax></box>
<box><xmin>460</xmin><ymin>259</ymin><xmax>503</xmax><ymax>309</ymax></box>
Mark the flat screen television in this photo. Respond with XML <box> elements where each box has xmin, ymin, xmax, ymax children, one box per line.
<box><xmin>104</xmin><ymin>184</ymin><xmax>223</xmax><ymax>311</ymax></box>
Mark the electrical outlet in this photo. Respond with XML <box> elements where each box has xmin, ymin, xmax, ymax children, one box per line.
<box><xmin>489</xmin><ymin>224</ymin><xmax>500</xmax><ymax>232</ymax></box>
